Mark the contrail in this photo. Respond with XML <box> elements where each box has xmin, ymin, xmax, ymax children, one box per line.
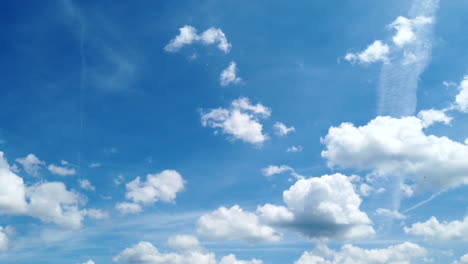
<box><xmin>377</xmin><ymin>0</ymin><xmax>439</xmax><ymax>117</ymax></box>
<box><xmin>402</xmin><ymin>192</ymin><xmax>440</xmax><ymax>213</ymax></box>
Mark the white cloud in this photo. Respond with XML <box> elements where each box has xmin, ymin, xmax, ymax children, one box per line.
<box><xmin>261</xmin><ymin>165</ymin><xmax>293</xmax><ymax>177</ymax></box>
<box><xmin>295</xmin><ymin>242</ymin><xmax>427</xmax><ymax>264</ymax></box>
<box><xmin>0</xmin><ymin>227</ymin><xmax>10</xmax><ymax>252</ymax></box>
<box><xmin>89</xmin><ymin>162</ymin><xmax>101</xmax><ymax>168</ymax></box>
<box><xmin>287</xmin><ymin>146</ymin><xmax>303</xmax><ymax>153</ymax></box>
<box><xmin>404</xmin><ymin>216</ymin><xmax>468</xmax><ymax>241</ymax></box>
<box><xmin>375</xmin><ymin>208</ymin><xmax>406</xmax><ymax>220</ymax></box>
<box><xmin>201</xmin><ymin>97</ymin><xmax>271</xmax><ymax>145</ymax></box>
<box><xmin>197</xmin><ymin>205</ymin><xmax>281</xmax><ymax>243</ymax></box>
<box><xmin>345</xmin><ymin>40</ymin><xmax>390</xmax><ymax>64</ymax></box>
<box><xmin>47</xmin><ymin>163</ymin><xmax>76</xmax><ymax>176</ymax></box>
<box><xmin>389</xmin><ymin>16</ymin><xmax>433</xmax><ymax>47</ymax></box>
<box><xmin>0</xmin><ymin>152</ymin><xmax>101</xmax><ymax>229</ymax></box>
<box><xmin>220</xmin><ymin>62</ymin><xmax>241</xmax><ymax>86</ymax></box>
<box><xmin>273</xmin><ymin>122</ymin><xmax>295</xmax><ymax>136</ymax></box>
<box><xmin>417</xmin><ymin>108</ymin><xmax>452</xmax><ymax>127</ymax></box>
<box><xmin>359</xmin><ymin>183</ymin><xmax>374</xmax><ymax>197</ymax></box>
<box><xmin>278</xmin><ymin>174</ymin><xmax>374</xmax><ymax>240</ymax></box>
<box><xmin>256</xmin><ymin>204</ymin><xmax>294</xmax><ymax>226</ymax></box>
<box><xmin>165</xmin><ymin>25</ymin><xmax>231</xmax><ymax>53</ymax></box>
<box><xmin>455</xmin><ymin>76</ymin><xmax>468</xmax><ymax>112</ymax></box>
<box><xmin>15</xmin><ymin>153</ymin><xmax>44</xmax><ymax>177</ymax></box>
<box><xmin>454</xmin><ymin>254</ymin><xmax>468</xmax><ymax>264</ymax></box>
<box><xmin>113</xmin><ymin>237</ymin><xmax>262</xmax><ymax>264</ymax></box>
<box><xmin>115</xmin><ymin>202</ymin><xmax>142</xmax><ymax>215</ymax></box>
<box><xmin>81</xmin><ymin>260</ymin><xmax>95</xmax><ymax>264</ymax></box>
<box><xmin>321</xmin><ymin>116</ymin><xmax>468</xmax><ymax>193</ymax></box>
<box><xmin>125</xmin><ymin>170</ymin><xmax>185</xmax><ymax>205</ymax></box>
<box><xmin>79</xmin><ymin>179</ymin><xmax>96</xmax><ymax>191</ymax></box>
<box><xmin>84</xmin><ymin>209</ymin><xmax>108</xmax><ymax>219</ymax></box>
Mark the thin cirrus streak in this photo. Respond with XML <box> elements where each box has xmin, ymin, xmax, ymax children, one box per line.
<box><xmin>377</xmin><ymin>0</ymin><xmax>439</xmax><ymax>117</ymax></box>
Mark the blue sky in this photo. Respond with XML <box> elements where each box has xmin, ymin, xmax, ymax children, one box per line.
<box><xmin>1</xmin><ymin>0</ymin><xmax>468</xmax><ymax>263</ymax></box>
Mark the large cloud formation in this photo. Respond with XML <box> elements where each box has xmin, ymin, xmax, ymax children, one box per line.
<box><xmin>321</xmin><ymin>116</ymin><xmax>468</xmax><ymax>194</ymax></box>
<box><xmin>0</xmin><ymin>152</ymin><xmax>103</xmax><ymax>229</ymax></box>
<box><xmin>113</xmin><ymin>235</ymin><xmax>263</xmax><ymax>264</ymax></box>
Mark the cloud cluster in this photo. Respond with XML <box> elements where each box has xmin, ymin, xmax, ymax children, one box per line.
<box><xmin>404</xmin><ymin>216</ymin><xmax>468</xmax><ymax>241</ymax></box>
<box><xmin>0</xmin><ymin>152</ymin><xmax>103</xmax><ymax>229</ymax></box>
<box><xmin>165</xmin><ymin>25</ymin><xmax>231</xmax><ymax>53</ymax></box>
<box><xmin>220</xmin><ymin>62</ymin><xmax>241</xmax><ymax>86</ymax></box>
<box><xmin>113</xmin><ymin>235</ymin><xmax>263</xmax><ymax>264</ymax></box>
<box><xmin>201</xmin><ymin>97</ymin><xmax>271</xmax><ymax>145</ymax></box>
<box><xmin>116</xmin><ymin>170</ymin><xmax>185</xmax><ymax>214</ymax></box>
<box><xmin>295</xmin><ymin>242</ymin><xmax>427</xmax><ymax>264</ymax></box>
<box><xmin>197</xmin><ymin>174</ymin><xmax>373</xmax><ymax>243</ymax></box>
<box><xmin>321</xmin><ymin>116</ymin><xmax>468</xmax><ymax>194</ymax></box>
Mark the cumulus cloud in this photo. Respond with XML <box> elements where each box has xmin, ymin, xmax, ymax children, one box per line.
<box><xmin>261</xmin><ymin>165</ymin><xmax>302</xmax><ymax>179</ymax></box>
<box><xmin>375</xmin><ymin>208</ymin><xmax>406</xmax><ymax>220</ymax></box>
<box><xmin>165</xmin><ymin>25</ymin><xmax>231</xmax><ymax>53</ymax></box>
<box><xmin>113</xmin><ymin>236</ymin><xmax>262</xmax><ymax>264</ymax></box>
<box><xmin>0</xmin><ymin>152</ymin><xmax>101</xmax><ymax>229</ymax></box>
<box><xmin>287</xmin><ymin>146</ymin><xmax>303</xmax><ymax>153</ymax></box>
<box><xmin>82</xmin><ymin>260</ymin><xmax>95</xmax><ymax>264</ymax></box>
<box><xmin>417</xmin><ymin>108</ymin><xmax>452</xmax><ymax>127</ymax></box>
<box><xmin>201</xmin><ymin>97</ymin><xmax>271</xmax><ymax>145</ymax></box>
<box><xmin>115</xmin><ymin>202</ymin><xmax>142</xmax><ymax>215</ymax></box>
<box><xmin>389</xmin><ymin>16</ymin><xmax>433</xmax><ymax>47</ymax></box>
<box><xmin>321</xmin><ymin>116</ymin><xmax>468</xmax><ymax>193</ymax></box>
<box><xmin>404</xmin><ymin>216</ymin><xmax>468</xmax><ymax>241</ymax></box>
<box><xmin>273</xmin><ymin>122</ymin><xmax>295</xmax><ymax>136</ymax></box>
<box><xmin>295</xmin><ymin>242</ymin><xmax>427</xmax><ymax>264</ymax></box>
<box><xmin>125</xmin><ymin>170</ymin><xmax>185</xmax><ymax>204</ymax></box>
<box><xmin>220</xmin><ymin>62</ymin><xmax>241</xmax><ymax>86</ymax></box>
<box><xmin>455</xmin><ymin>76</ymin><xmax>468</xmax><ymax>112</ymax></box>
<box><xmin>15</xmin><ymin>153</ymin><xmax>44</xmax><ymax>177</ymax></box>
<box><xmin>79</xmin><ymin>179</ymin><xmax>95</xmax><ymax>191</ymax></box>
<box><xmin>0</xmin><ymin>226</ymin><xmax>10</xmax><ymax>252</ymax></box>
<box><xmin>345</xmin><ymin>41</ymin><xmax>390</xmax><ymax>64</ymax></box>
<box><xmin>197</xmin><ymin>205</ymin><xmax>281</xmax><ymax>243</ymax></box>
<box><xmin>47</xmin><ymin>163</ymin><xmax>76</xmax><ymax>176</ymax></box>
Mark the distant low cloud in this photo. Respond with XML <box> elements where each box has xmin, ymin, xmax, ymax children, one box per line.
<box><xmin>261</xmin><ymin>165</ymin><xmax>302</xmax><ymax>179</ymax></box>
<box><xmin>389</xmin><ymin>16</ymin><xmax>433</xmax><ymax>47</ymax></box>
<box><xmin>115</xmin><ymin>202</ymin><xmax>142</xmax><ymax>215</ymax></box>
<box><xmin>295</xmin><ymin>242</ymin><xmax>427</xmax><ymax>264</ymax></box>
<box><xmin>417</xmin><ymin>108</ymin><xmax>452</xmax><ymax>127</ymax></box>
<box><xmin>375</xmin><ymin>208</ymin><xmax>406</xmax><ymax>220</ymax></box>
<box><xmin>48</xmin><ymin>163</ymin><xmax>76</xmax><ymax>176</ymax></box>
<box><xmin>286</xmin><ymin>145</ymin><xmax>303</xmax><ymax>153</ymax></box>
<box><xmin>220</xmin><ymin>62</ymin><xmax>241</xmax><ymax>86</ymax></box>
<box><xmin>405</xmin><ymin>216</ymin><xmax>468</xmax><ymax>241</ymax></box>
<box><xmin>201</xmin><ymin>97</ymin><xmax>271</xmax><ymax>145</ymax></box>
<box><xmin>79</xmin><ymin>179</ymin><xmax>95</xmax><ymax>191</ymax></box>
<box><xmin>455</xmin><ymin>76</ymin><xmax>468</xmax><ymax>112</ymax></box>
<box><xmin>165</xmin><ymin>25</ymin><xmax>231</xmax><ymax>53</ymax></box>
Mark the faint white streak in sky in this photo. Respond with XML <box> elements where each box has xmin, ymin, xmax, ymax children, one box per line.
<box><xmin>377</xmin><ymin>0</ymin><xmax>439</xmax><ymax>117</ymax></box>
<box><xmin>402</xmin><ymin>192</ymin><xmax>440</xmax><ymax>213</ymax></box>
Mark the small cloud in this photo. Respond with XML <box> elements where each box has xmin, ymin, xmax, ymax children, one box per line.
<box><xmin>273</xmin><ymin>122</ymin><xmax>295</xmax><ymax>136</ymax></box>
<box><xmin>115</xmin><ymin>202</ymin><xmax>142</xmax><ymax>215</ymax></box>
<box><xmin>89</xmin><ymin>162</ymin><xmax>101</xmax><ymax>168</ymax></box>
<box><xmin>345</xmin><ymin>40</ymin><xmax>390</xmax><ymax>64</ymax></box>
<box><xmin>165</xmin><ymin>25</ymin><xmax>231</xmax><ymax>53</ymax></box>
<box><xmin>220</xmin><ymin>62</ymin><xmax>241</xmax><ymax>86</ymax></box>
<box><xmin>375</xmin><ymin>208</ymin><xmax>406</xmax><ymax>220</ymax></box>
<box><xmin>48</xmin><ymin>164</ymin><xmax>76</xmax><ymax>176</ymax></box>
<box><xmin>79</xmin><ymin>179</ymin><xmax>95</xmax><ymax>191</ymax></box>
<box><xmin>16</xmin><ymin>154</ymin><xmax>45</xmax><ymax>177</ymax></box>
<box><xmin>286</xmin><ymin>145</ymin><xmax>303</xmax><ymax>153</ymax></box>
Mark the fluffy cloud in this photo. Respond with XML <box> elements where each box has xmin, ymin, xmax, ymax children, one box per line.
<box><xmin>113</xmin><ymin>236</ymin><xmax>262</xmax><ymax>264</ymax></box>
<box><xmin>115</xmin><ymin>202</ymin><xmax>143</xmax><ymax>215</ymax></box>
<box><xmin>375</xmin><ymin>208</ymin><xmax>406</xmax><ymax>220</ymax></box>
<box><xmin>345</xmin><ymin>41</ymin><xmax>389</xmax><ymax>64</ymax></box>
<box><xmin>277</xmin><ymin>174</ymin><xmax>374</xmax><ymax>240</ymax></box>
<box><xmin>197</xmin><ymin>205</ymin><xmax>281</xmax><ymax>243</ymax></box>
<box><xmin>79</xmin><ymin>179</ymin><xmax>95</xmax><ymax>191</ymax></box>
<box><xmin>165</xmin><ymin>25</ymin><xmax>231</xmax><ymax>53</ymax></box>
<box><xmin>201</xmin><ymin>97</ymin><xmax>271</xmax><ymax>145</ymax></box>
<box><xmin>220</xmin><ymin>62</ymin><xmax>241</xmax><ymax>86</ymax></box>
<box><xmin>0</xmin><ymin>152</ymin><xmax>101</xmax><ymax>229</ymax></box>
<box><xmin>321</xmin><ymin>116</ymin><xmax>468</xmax><ymax>193</ymax></box>
<box><xmin>82</xmin><ymin>260</ymin><xmax>95</xmax><ymax>264</ymax></box>
<box><xmin>15</xmin><ymin>153</ymin><xmax>44</xmax><ymax>176</ymax></box>
<box><xmin>47</xmin><ymin>163</ymin><xmax>76</xmax><ymax>176</ymax></box>
<box><xmin>0</xmin><ymin>226</ymin><xmax>10</xmax><ymax>252</ymax></box>
<box><xmin>295</xmin><ymin>242</ymin><xmax>427</xmax><ymax>264</ymax></box>
<box><xmin>389</xmin><ymin>16</ymin><xmax>433</xmax><ymax>47</ymax></box>
<box><xmin>273</xmin><ymin>122</ymin><xmax>295</xmax><ymax>136</ymax></box>
<box><xmin>417</xmin><ymin>108</ymin><xmax>452</xmax><ymax>127</ymax></box>
<box><xmin>404</xmin><ymin>216</ymin><xmax>468</xmax><ymax>241</ymax></box>
<box><xmin>455</xmin><ymin>76</ymin><xmax>468</xmax><ymax>112</ymax></box>
<box><xmin>125</xmin><ymin>170</ymin><xmax>185</xmax><ymax>205</ymax></box>
<box><xmin>261</xmin><ymin>165</ymin><xmax>302</xmax><ymax>179</ymax></box>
